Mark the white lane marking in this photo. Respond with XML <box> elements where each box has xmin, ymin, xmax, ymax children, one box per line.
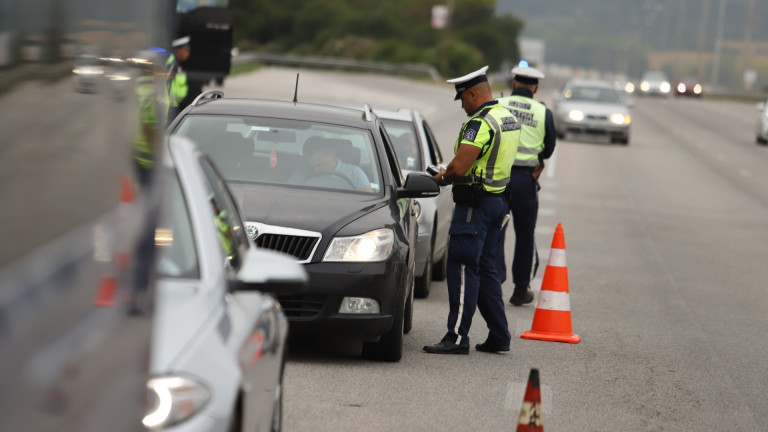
<box><xmin>545</xmin><ymin>148</ymin><xmax>557</xmax><ymax>180</ymax></box>
<box><xmin>536</xmin><ymin>290</ymin><xmax>571</xmax><ymax>311</ymax></box>
<box><xmin>539</xmin><ymin>207</ymin><xmax>556</xmax><ymax>217</ymax></box>
<box><xmin>505</xmin><ymin>381</ymin><xmax>552</xmax><ymax>415</ymax></box>
<box><xmin>538</xmin><ymin>192</ymin><xmax>557</xmax><ymax>202</ymax></box>
<box><xmin>535</xmin><ymin>225</ymin><xmax>555</xmax><ymax>236</ymax></box>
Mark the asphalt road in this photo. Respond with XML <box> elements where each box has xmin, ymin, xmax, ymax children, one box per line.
<box><xmin>225</xmin><ymin>68</ymin><xmax>768</xmax><ymax>431</ymax></box>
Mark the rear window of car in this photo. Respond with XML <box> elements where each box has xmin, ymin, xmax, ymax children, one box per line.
<box><xmin>381</xmin><ymin>118</ymin><xmax>422</xmax><ymax>172</ymax></box>
<box><xmin>565</xmin><ymin>86</ymin><xmax>622</xmax><ymax>104</ymax></box>
<box><xmin>174</xmin><ymin>115</ymin><xmax>382</xmax><ymax>195</ymax></box>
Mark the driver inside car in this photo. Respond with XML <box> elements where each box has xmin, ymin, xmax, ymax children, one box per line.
<box><xmin>292</xmin><ymin>136</ymin><xmax>372</xmax><ymax>192</ymax></box>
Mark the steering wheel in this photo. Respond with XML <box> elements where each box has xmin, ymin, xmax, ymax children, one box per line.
<box><xmin>301</xmin><ymin>171</ymin><xmax>357</xmax><ymax>189</ymax></box>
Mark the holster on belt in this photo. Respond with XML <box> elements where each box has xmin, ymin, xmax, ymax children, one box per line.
<box><xmin>452</xmin><ymin>184</ymin><xmax>484</xmax><ymax>208</ymax></box>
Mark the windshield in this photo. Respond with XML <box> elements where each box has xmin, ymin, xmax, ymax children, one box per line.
<box><xmin>381</xmin><ymin>119</ymin><xmax>422</xmax><ymax>171</ymax></box>
<box><xmin>642</xmin><ymin>71</ymin><xmax>668</xmax><ymax>81</ymax></box>
<box><xmin>175</xmin><ymin>115</ymin><xmax>382</xmax><ymax>194</ymax></box>
<box><xmin>565</xmin><ymin>86</ymin><xmax>623</xmax><ymax>104</ymax></box>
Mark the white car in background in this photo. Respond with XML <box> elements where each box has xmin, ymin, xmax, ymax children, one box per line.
<box><xmin>376</xmin><ymin>108</ymin><xmax>453</xmax><ymax>298</ymax></box>
<box><xmin>638</xmin><ymin>70</ymin><xmax>672</xmax><ymax>97</ymax></box>
<box><xmin>144</xmin><ymin>136</ymin><xmax>306</xmax><ymax>432</ymax></box>
<box><xmin>756</xmin><ymin>99</ymin><xmax>768</xmax><ymax>145</ymax></box>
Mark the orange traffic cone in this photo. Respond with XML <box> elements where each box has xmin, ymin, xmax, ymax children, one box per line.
<box><xmin>93</xmin><ymin>276</ymin><xmax>118</xmax><ymax>307</ymax></box>
<box><xmin>115</xmin><ymin>175</ymin><xmax>135</xmax><ymax>270</ymax></box>
<box><xmin>521</xmin><ymin>222</ymin><xmax>581</xmax><ymax>343</ymax></box>
<box><xmin>516</xmin><ymin>368</ymin><xmax>543</xmax><ymax>432</ymax></box>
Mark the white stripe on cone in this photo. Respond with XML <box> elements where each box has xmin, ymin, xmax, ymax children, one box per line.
<box><xmin>535</xmin><ymin>290</ymin><xmax>571</xmax><ymax>312</ymax></box>
<box><xmin>546</xmin><ymin>248</ymin><xmax>566</xmax><ymax>268</ymax></box>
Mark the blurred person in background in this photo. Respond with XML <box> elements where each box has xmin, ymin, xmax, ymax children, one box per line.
<box><xmin>496</xmin><ymin>66</ymin><xmax>557</xmax><ymax>306</ymax></box>
<box><xmin>166</xmin><ymin>35</ymin><xmax>192</xmax><ymax>124</ymax></box>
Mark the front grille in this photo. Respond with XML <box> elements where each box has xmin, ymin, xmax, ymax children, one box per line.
<box><xmin>278</xmin><ymin>294</ymin><xmax>326</xmax><ymax>318</ymax></box>
<box><xmin>256</xmin><ymin>234</ymin><xmax>318</xmax><ymax>260</ymax></box>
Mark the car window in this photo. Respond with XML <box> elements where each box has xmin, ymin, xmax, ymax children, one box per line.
<box><xmin>564</xmin><ymin>86</ymin><xmax>623</xmax><ymax>104</ymax></box>
<box><xmin>175</xmin><ymin>115</ymin><xmax>381</xmax><ymax>194</ymax></box>
<box><xmin>155</xmin><ymin>170</ymin><xmax>200</xmax><ymax>279</ymax></box>
<box><xmin>381</xmin><ymin>118</ymin><xmax>422</xmax><ymax>171</ymax></box>
<box><xmin>422</xmin><ymin>120</ymin><xmax>443</xmax><ymax>165</ymax></box>
<box><xmin>198</xmin><ymin>155</ymin><xmax>250</xmax><ymax>271</ymax></box>
<box><xmin>379</xmin><ymin>125</ymin><xmax>404</xmax><ymax>187</ymax></box>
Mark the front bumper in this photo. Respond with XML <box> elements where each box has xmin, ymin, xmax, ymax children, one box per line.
<box><xmin>277</xmin><ymin>259</ymin><xmax>405</xmax><ymax>338</ymax></box>
<box><xmin>561</xmin><ymin>120</ymin><xmax>629</xmax><ymax>141</ymax></box>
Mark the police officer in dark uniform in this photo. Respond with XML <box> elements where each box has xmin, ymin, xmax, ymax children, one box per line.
<box><xmin>423</xmin><ymin>66</ymin><xmax>521</xmax><ymax>355</ymax></box>
<box><xmin>496</xmin><ymin>66</ymin><xmax>556</xmax><ymax>306</ymax></box>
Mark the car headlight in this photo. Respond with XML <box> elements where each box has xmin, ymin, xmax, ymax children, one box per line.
<box><xmin>693</xmin><ymin>84</ymin><xmax>702</xmax><ymax>94</ymax></box>
<box><xmin>609</xmin><ymin>113</ymin><xmax>628</xmax><ymax>125</ymax></box>
<box><xmin>142</xmin><ymin>375</ymin><xmax>211</xmax><ymax>430</ymax></box>
<box><xmin>624</xmin><ymin>82</ymin><xmax>635</xmax><ymax>93</ymax></box>
<box><xmin>640</xmin><ymin>81</ymin><xmax>650</xmax><ymax>92</ymax></box>
<box><xmin>323</xmin><ymin>228</ymin><xmax>394</xmax><ymax>262</ymax></box>
<box><xmin>568</xmin><ymin>110</ymin><xmax>584</xmax><ymax>122</ymax></box>
<box><xmin>677</xmin><ymin>83</ymin><xmax>686</xmax><ymax>93</ymax></box>
<box><xmin>660</xmin><ymin>82</ymin><xmax>671</xmax><ymax>93</ymax></box>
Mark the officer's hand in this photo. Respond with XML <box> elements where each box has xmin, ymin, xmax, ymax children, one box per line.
<box><xmin>532</xmin><ymin>163</ymin><xmax>545</xmax><ymax>182</ymax></box>
<box><xmin>433</xmin><ymin>167</ymin><xmax>446</xmax><ymax>186</ymax></box>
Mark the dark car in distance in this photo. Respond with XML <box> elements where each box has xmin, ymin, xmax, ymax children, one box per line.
<box><xmin>169</xmin><ymin>91</ymin><xmax>439</xmax><ymax>362</ymax></box>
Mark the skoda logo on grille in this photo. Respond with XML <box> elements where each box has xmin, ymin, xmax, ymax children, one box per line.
<box><xmin>245</xmin><ymin>222</ymin><xmax>259</xmax><ymax>240</ymax></box>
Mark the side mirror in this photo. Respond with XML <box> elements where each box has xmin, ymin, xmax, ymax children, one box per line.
<box><xmin>229</xmin><ymin>247</ymin><xmax>307</xmax><ymax>295</ymax></box>
<box><xmin>397</xmin><ymin>172</ymin><xmax>440</xmax><ymax>198</ymax></box>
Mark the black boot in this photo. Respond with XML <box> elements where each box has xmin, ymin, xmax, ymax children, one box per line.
<box><xmin>509</xmin><ymin>285</ymin><xmax>534</xmax><ymax>306</ymax></box>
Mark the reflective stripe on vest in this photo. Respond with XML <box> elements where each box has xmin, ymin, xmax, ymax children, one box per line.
<box><xmin>498</xmin><ymin>95</ymin><xmax>546</xmax><ymax>167</ymax></box>
<box><xmin>454</xmin><ymin>104</ymin><xmax>521</xmax><ymax>192</ymax></box>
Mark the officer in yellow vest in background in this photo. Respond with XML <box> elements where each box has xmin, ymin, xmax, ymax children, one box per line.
<box><xmin>496</xmin><ymin>66</ymin><xmax>557</xmax><ymax>306</ymax></box>
<box><xmin>424</xmin><ymin>66</ymin><xmax>521</xmax><ymax>355</ymax></box>
<box><xmin>133</xmin><ymin>61</ymin><xmax>160</xmax><ymax>189</ymax></box>
<box><xmin>166</xmin><ymin>36</ymin><xmax>191</xmax><ymax>124</ymax></box>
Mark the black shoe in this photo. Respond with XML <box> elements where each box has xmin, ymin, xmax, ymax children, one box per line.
<box><xmin>423</xmin><ymin>340</ymin><xmax>469</xmax><ymax>355</ymax></box>
<box><xmin>509</xmin><ymin>286</ymin><xmax>534</xmax><ymax>306</ymax></box>
<box><xmin>475</xmin><ymin>341</ymin><xmax>510</xmax><ymax>353</ymax></box>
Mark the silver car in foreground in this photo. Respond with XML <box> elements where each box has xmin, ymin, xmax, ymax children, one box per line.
<box><xmin>756</xmin><ymin>99</ymin><xmax>768</xmax><ymax>145</ymax></box>
<box><xmin>376</xmin><ymin>108</ymin><xmax>453</xmax><ymax>298</ymax></box>
<box><xmin>146</xmin><ymin>136</ymin><xmax>306</xmax><ymax>432</ymax></box>
<box><xmin>552</xmin><ymin>79</ymin><xmax>632</xmax><ymax>145</ymax></box>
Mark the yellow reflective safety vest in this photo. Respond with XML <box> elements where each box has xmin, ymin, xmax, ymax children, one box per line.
<box><xmin>134</xmin><ymin>75</ymin><xmax>158</xmax><ymax>169</ymax></box>
<box><xmin>215</xmin><ymin>210</ymin><xmax>235</xmax><ymax>257</ymax></box>
<box><xmin>165</xmin><ymin>54</ymin><xmax>188</xmax><ymax>115</ymax></box>
<box><xmin>497</xmin><ymin>95</ymin><xmax>546</xmax><ymax>167</ymax></box>
<box><xmin>454</xmin><ymin>101</ymin><xmax>520</xmax><ymax>193</ymax></box>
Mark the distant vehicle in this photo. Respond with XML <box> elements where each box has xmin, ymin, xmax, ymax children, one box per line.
<box><xmin>146</xmin><ymin>135</ymin><xmax>307</xmax><ymax>432</ymax></box>
<box><xmin>72</xmin><ymin>54</ymin><xmax>104</xmax><ymax>93</ymax></box>
<box><xmin>552</xmin><ymin>78</ymin><xmax>632</xmax><ymax>145</ymax></box>
<box><xmin>675</xmin><ymin>78</ymin><xmax>703</xmax><ymax>97</ymax></box>
<box><xmin>375</xmin><ymin>108</ymin><xmax>452</xmax><ymax>299</ymax></box>
<box><xmin>756</xmin><ymin>99</ymin><xmax>768</xmax><ymax>145</ymax></box>
<box><xmin>639</xmin><ymin>70</ymin><xmax>672</xmax><ymax>97</ymax></box>
<box><xmin>170</xmin><ymin>91</ymin><xmax>440</xmax><ymax>362</ymax></box>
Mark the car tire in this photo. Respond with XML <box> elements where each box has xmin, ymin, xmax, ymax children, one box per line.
<box><xmin>362</xmin><ymin>285</ymin><xmax>405</xmax><ymax>362</ymax></box>
<box><xmin>404</xmin><ymin>272</ymin><xmax>414</xmax><ymax>334</ymax></box>
<box><xmin>414</xmin><ymin>244</ymin><xmax>432</xmax><ymax>298</ymax></box>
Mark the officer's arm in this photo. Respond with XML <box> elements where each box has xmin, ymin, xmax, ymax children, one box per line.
<box><xmin>539</xmin><ymin>109</ymin><xmax>557</xmax><ymax>162</ymax></box>
<box><xmin>435</xmin><ymin>144</ymin><xmax>482</xmax><ymax>185</ymax></box>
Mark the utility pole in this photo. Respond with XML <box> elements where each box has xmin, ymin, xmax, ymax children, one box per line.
<box><xmin>695</xmin><ymin>0</ymin><xmax>710</xmax><ymax>83</ymax></box>
<box><xmin>710</xmin><ymin>0</ymin><xmax>727</xmax><ymax>89</ymax></box>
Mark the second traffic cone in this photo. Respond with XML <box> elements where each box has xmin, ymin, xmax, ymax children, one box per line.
<box><xmin>115</xmin><ymin>175</ymin><xmax>135</xmax><ymax>270</ymax></box>
<box><xmin>516</xmin><ymin>368</ymin><xmax>543</xmax><ymax>432</ymax></box>
<box><xmin>93</xmin><ymin>276</ymin><xmax>118</xmax><ymax>307</ymax></box>
<box><xmin>521</xmin><ymin>222</ymin><xmax>581</xmax><ymax>343</ymax></box>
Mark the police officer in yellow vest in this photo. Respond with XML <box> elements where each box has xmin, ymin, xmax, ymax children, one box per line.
<box><xmin>496</xmin><ymin>66</ymin><xmax>557</xmax><ymax>306</ymax></box>
<box><xmin>424</xmin><ymin>66</ymin><xmax>521</xmax><ymax>355</ymax></box>
<box><xmin>134</xmin><ymin>63</ymin><xmax>160</xmax><ymax>189</ymax></box>
<box><xmin>166</xmin><ymin>36</ymin><xmax>191</xmax><ymax>125</ymax></box>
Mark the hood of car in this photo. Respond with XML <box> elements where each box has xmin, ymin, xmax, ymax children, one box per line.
<box><xmin>228</xmin><ymin>183</ymin><xmax>387</xmax><ymax>233</ymax></box>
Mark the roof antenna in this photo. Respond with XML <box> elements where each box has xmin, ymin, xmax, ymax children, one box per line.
<box><xmin>292</xmin><ymin>73</ymin><xmax>299</xmax><ymax>103</ymax></box>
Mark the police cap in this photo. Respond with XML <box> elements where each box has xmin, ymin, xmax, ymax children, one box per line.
<box><xmin>447</xmin><ymin>66</ymin><xmax>489</xmax><ymax>100</ymax></box>
<box><xmin>172</xmin><ymin>36</ymin><xmax>191</xmax><ymax>49</ymax></box>
<box><xmin>511</xmin><ymin>66</ymin><xmax>545</xmax><ymax>85</ymax></box>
